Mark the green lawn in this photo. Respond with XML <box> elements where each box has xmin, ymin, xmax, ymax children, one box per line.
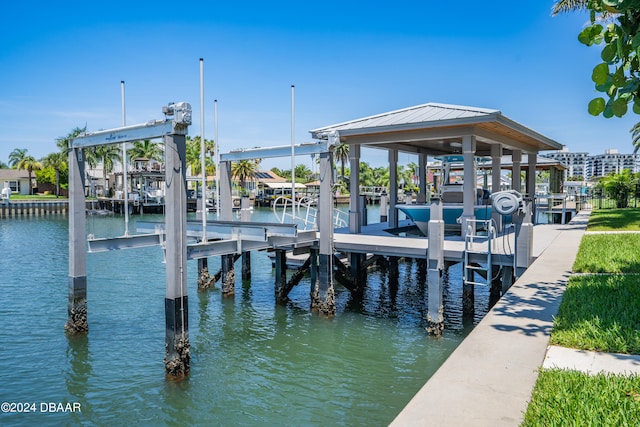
<box><xmin>10</xmin><ymin>194</ymin><xmax>67</xmax><ymax>200</ymax></box>
<box><xmin>522</xmin><ymin>369</ymin><xmax>640</xmax><ymax>426</ymax></box>
<box><xmin>550</xmin><ymin>275</ymin><xmax>640</xmax><ymax>354</ymax></box>
<box><xmin>588</xmin><ymin>208</ymin><xmax>640</xmax><ymax>231</ymax></box>
<box><xmin>572</xmin><ymin>234</ymin><xmax>640</xmax><ymax>273</ymax></box>
<box><xmin>524</xmin><ymin>211</ymin><xmax>640</xmax><ymax>425</ymax></box>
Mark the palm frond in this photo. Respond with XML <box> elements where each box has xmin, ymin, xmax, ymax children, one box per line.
<box><xmin>552</xmin><ymin>0</ymin><xmax>588</xmax><ymax>16</ymax></box>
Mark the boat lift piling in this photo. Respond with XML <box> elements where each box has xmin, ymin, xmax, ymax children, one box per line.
<box><xmin>196</xmin><ymin>200</ymin><xmax>214</xmax><ymax>290</ymax></box>
<box><xmin>218</xmin><ymin>159</ymin><xmax>236</xmax><ymax>296</ymax></box>
<box><xmin>311</xmin><ymin>149</ymin><xmax>336</xmax><ymax>315</ymax></box>
<box><xmin>240</xmin><ymin>196</ymin><xmax>252</xmax><ymax>280</ymax></box>
<box><xmin>426</xmin><ymin>197</ymin><xmax>445</xmax><ymax>336</ymax></box>
<box><xmin>68</xmin><ymin>102</ymin><xmax>192</xmax><ymax>376</ymax></box>
<box><xmin>66</xmin><ymin>146</ymin><xmax>88</xmax><ymax>334</ymax></box>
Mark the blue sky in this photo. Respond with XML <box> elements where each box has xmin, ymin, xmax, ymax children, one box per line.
<box><xmin>1</xmin><ymin>1</ymin><xmax>637</xmax><ymax>170</ymax></box>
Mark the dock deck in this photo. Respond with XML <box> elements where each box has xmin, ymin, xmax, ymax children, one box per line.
<box><xmin>332</xmin><ymin>220</ymin><xmax>570</xmax><ymax>266</ymax></box>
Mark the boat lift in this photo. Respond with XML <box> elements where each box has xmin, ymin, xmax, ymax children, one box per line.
<box><xmin>67</xmin><ymin>102</ymin><xmax>194</xmax><ymax>376</ymax></box>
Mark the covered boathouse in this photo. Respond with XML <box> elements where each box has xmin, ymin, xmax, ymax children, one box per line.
<box><xmin>67</xmin><ymin>101</ymin><xmax>563</xmax><ymax>376</ymax></box>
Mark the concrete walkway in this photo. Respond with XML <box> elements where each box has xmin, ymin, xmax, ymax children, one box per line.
<box><xmin>543</xmin><ymin>345</ymin><xmax>640</xmax><ymax>376</ymax></box>
<box><xmin>390</xmin><ymin>211</ymin><xmax>590</xmax><ymax>427</ymax></box>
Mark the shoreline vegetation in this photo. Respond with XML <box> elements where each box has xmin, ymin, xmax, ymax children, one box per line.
<box><xmin>7</xmin><ymin>194</ymin><xmax>68</xmax><ymax>200</ymax></box>
<box><xmin>523</xmin><ymin>208</ymin><xmax>640</xmax><ymax>426</ymax></box>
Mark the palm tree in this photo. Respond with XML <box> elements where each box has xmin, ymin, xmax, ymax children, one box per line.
<box><xmin>232</xmin><ymin>159</ymin><xmax>259</xmax><ymax>195</ymax></box>
<box><xmin>334</xmin><ymin>141</ymin><xmax>349</xmax><ymax>179</ymax></box>
<box><xmin>0</xmin><ymin>160</ymin><xmax>7</xmax><ymax>169</ymax></box>
<box><xmin>271</xmin><ymin>166</ymin><xmax>283</xmax><ymax>177</ymax></box>
<box><xmin>372</xmin><ymin>166</ymin><xmax>390</xmax><ymax>188</ymax></box>
<box><xmin>83</xmin><ymin>147</ymin><xmax>100</xmax><ymax>170</ymax></box>
<box><xmin>128</xmin><ymin>140</ymin><xmax>163</xmax><ymax>163</ymax></box>
<box><xmin>9</xmin><ymin>148</ymin><xmax>27</xmax><ymax>169</ymax></box>
<box><xmin>601</xmin><ymin>169</ymin><xmax>635</xmax><ymax>208</ymax></box>
<box><xmin>551</xmin><ymin>0</ymin><xmax>587</xmax><ymax>15</ymax></box>
<box><xmin>95</xmin><ymin>144</ymin><xmax>122</xmax><ymax>194</ymax></box>
<box><xmin>56</xmin><ymin>126</ymin><xmax>87</xmax><ymax>153</ymax></box>
<box><xmin>270</xmin><ymin>167</ymin><xmax>288</xmax><ymax>179</ymax></box>
<box><xmin>16</xmin><ymin>155</ymin><xmax>42</xmax><ymax>195</ymax></box>
<box><xmin>631</xmin><ymin>122</ymin><xmax>640</xmax><ymax>153</ymax></box>
<box><xmin>294</xmin><ymin>163</ymin><xmax>312</xmax><ymax>182</ymax></box>
<box><xmin>359</xmin><ymin>161</ymin><xmax>375</xmax><ymax>187</ymax></box>
<box><xmin>186</xmin><ymin>136</ymin><xmax>201</xmax><ymax>176</ymax></box>
<box><xmin>41</xmin><ymin>152</ymin><xmax>67</xmax><ymax>197</ymax></box>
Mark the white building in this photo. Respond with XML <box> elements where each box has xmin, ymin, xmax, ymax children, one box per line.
<box><xmin>541</xmin><ymin>147</ymin><xmax>588</xmax><ymax>181</ymax></box>
<box><xmin>543</xmin><ymin>147</ymin><xmax>639</xmax><ymax>180</ymax></box>
<box><xmin>586</xmin><ymin>149</ymin><xmax>639</xmax><ymax>178</ymax></box>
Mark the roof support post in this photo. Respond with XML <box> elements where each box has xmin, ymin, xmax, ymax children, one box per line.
<box><xmin>66</xmin><ymin>146</ymin><xmax>88</xmax><ymax>334</ymax></box>
<box><xmin>388</xmin><ymin>149</ymin><xmax>398</xmax><ymax>229</ymax></box>
<box><xmin>461</xmin><ymin>135</ymin><xmax>476</xmax><ymax>238</ymax></box>
<box><xmin>491</xmin><ymin>144</ymin><xmax>503</xmax><ymax>231</ymax></box>
<box><xmin>348</xmin><ymin>143</ymin><xmax>364</xmax><ymax>282</ymax></box>
<box><xmin>512</xmin><ymin>149</ymin><xmax>522</xmax><ymax>192</ymax></box>
<box><xmin>527</xmin><ymin>152</ymin><xmax>537</xmax><ymax>198</ymax></box>
<box><xmin>163</xmin><ymin>132</ymin><xmax>190</xmax><ymax>377</ymax></box>
<box><xmin>349</xmin><ymin>143</ymin><xmax>361</xmax><ymax>234</ymax></box>
<box><xmin>419</xmin><ymin>154</ymin><xmax>427</xmax><ymax>201</ymax></box>
<box><xmin>527</xmin><ymin>152</ymin><xmax>537</xmax><ymax>221</ymax></box>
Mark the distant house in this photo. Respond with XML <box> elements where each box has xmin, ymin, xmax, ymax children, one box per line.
<box><xmin>0</xmin><ymin>169</ymin><xmax>32</xmax><ymax>195</ymax></box>
<box><xmin>254</xmin><ymin>170</ymin><xmax>308</xmax><ymax>206</ymax></box>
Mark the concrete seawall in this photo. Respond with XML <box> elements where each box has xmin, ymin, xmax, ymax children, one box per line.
<box><xmin>0</xmin><ymin>201</ymin><xmax>69</xmax><ymax>217</ymax></box>
<box><xmin>390</xmin><ymin>211</ymin><xmax>590</xmax><ymax>426</ymax></box>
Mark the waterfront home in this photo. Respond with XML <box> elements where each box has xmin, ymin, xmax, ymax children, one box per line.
<box><xmin>0</xmin><ymin>169</ymin><xmax>32</xmax><ymax>195</ymax></box>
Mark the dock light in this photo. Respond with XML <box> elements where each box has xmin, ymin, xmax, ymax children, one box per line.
<box><xmin>491</xmin><ymin>190</ymin><xmax>523</xmax><ymax>216</ymax></box>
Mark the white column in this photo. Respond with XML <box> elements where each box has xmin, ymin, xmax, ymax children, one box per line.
<box><xmin>527</xmin><ymin>152</ymin><xmax>537</xmax><ymax>198</ymax></box>
<box><xmin>419</xmin><ymin>153</ymin><xmax>427</xmax><ymax>202</ymax></box>
<box><xmin>512</xmin><ymin>149</ymin><xmax>522</xmax><ymax>192</ymax></box>
<box><xmin>491</xmin><ymin>144</ymin><xmax>503</xmax><ymax>231</ymax></box>
<box><xmin>461</xmin><ymin>135</ymin><xmax>476</xmax><ymax>238</ymax></box>
<box><xmin>349</xmin><ymin>144</ymin><xmax>361</xmax><ymax>233</ymax></box>
<box><xmin>388</xmin><ymin>149</ymin><xmax>398</xmax><ymax>228</ymax></box>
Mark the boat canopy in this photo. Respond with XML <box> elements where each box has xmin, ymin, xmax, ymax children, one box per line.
<box><xmin>262</xmin><ymin>182</ymin><xmax>307</xmax><ymax>189</ymax></box>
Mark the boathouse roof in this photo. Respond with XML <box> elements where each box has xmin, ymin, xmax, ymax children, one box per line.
<box><xmin>310</xmin><ymin>102</ymin><xmax>562</xmax><ymax>155</ymax></box>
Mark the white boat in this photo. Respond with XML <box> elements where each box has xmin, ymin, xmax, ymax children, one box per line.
<box><xmin>396</xmin><ymin>156</ymin><xmax>492</xmax><ymax>235</ymax></box>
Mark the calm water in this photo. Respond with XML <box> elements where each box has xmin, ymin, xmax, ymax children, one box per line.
<box><xmin>0</xmin><ymin>207</ymin><xmax>490</xmax><ymax>426</ymax></box>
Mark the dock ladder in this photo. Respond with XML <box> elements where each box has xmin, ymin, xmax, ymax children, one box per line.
<box><xmin>463</xmin><ymin>219</ymin><xmax>496</xmax><ymax>288</ymax></box>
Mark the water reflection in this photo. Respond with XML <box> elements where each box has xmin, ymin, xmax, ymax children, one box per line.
<box><xmin>0</xmin><ymin>211</ymin><xmax>504</xmax><ymax>426</ymax></box>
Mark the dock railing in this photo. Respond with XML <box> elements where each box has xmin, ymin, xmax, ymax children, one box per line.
<box><xmin>272</xmin><ymin>195</ymin><xmax>348</xmax><ymax>230</ymax></box>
